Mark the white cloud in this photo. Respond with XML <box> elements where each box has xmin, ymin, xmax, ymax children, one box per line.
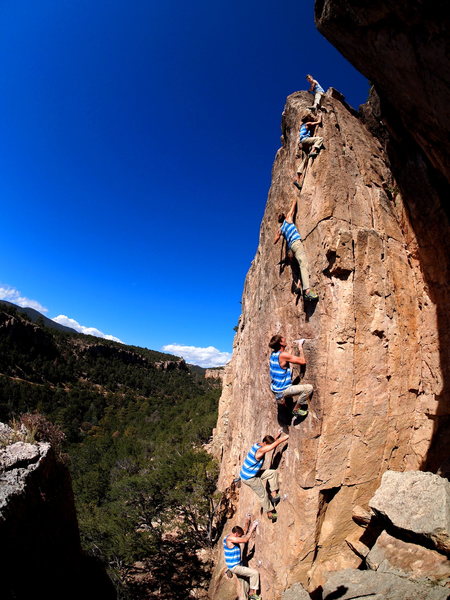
<box><xmin>52</xmin><ymin>315</ymin><xmax>123</xmax><ymax>343</ymax></box>
<box><xmin>0</xmin><ymin>285</ymin><xmax>48</xmax><ymax>313</ymax></box>
<box><xmin>161</xmin><ymin>343</ymin><xmax>231</xmax><ymax>368</ymax></box>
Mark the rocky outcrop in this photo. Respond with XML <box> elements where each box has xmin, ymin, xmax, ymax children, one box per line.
<box><xmin>315</xmin><ymin>0</ymin><xmax>450</xmax><ymax>188</ymax></box>
<box><xmin>0</xmin><ymin>424</ymin><xmax>115</xmax><ymax>600</ymax></box>
<box><xmin>205</xmin><ymin>367</ymin><xmax>225</xmax><ymax>381</ymax></box>
<box><xmin>154</xmin><ymin>358</ymin><xmax>188</xmax><ymax>371</ymax></box>
<box><xmin>209</xmin><ymin>79</ymin><xmax>450</xmax><ymax>597</ymax></box>
<box><xmin>83</xmin><ymin>343</ymin><xmax>187</xmax><ymax>371</ymax></box>
<box><xmin>207</xmin><ymin>4</ymin><xmax>450</xmax><ymax>597</ymax></box>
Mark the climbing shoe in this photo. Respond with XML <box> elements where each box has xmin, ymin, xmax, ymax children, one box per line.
<box><xmin>267</xmin><ymin>511</ymin><xmax>278</xmax><ymax>522</ymax></box>
<box><xmin>293</xmin><ymin>181</ymin><xmax>303</xmax><ymax>191</ymax></box>
<box><xmin>249</xmin><ymin>595</ymin><xmax>261</xmax><ymax>600</ymax></box>
<box><xmin>293</xmin><ymin>406</ymin><xmax>308</xmax><ymax>417</ymax></box>
<box><xmin>225</xmin><ymin>569</ymin><xmax>233</xmax><ymax>579</ymax></box>
<box><xmin>271</xmin><ymin>495</ymin><xmax>281</xmax><ymax>506</ymax></box>
<box><xmin>304</xmin><ymin>289</ymin><xmax>319</xmax><ymax>301</ymax></box>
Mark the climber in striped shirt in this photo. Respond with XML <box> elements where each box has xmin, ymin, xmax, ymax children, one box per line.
<box><xmin>269</xmin><ymin>334</ymin><xmax>313</xmax><ymax>416</ymax></box>
<box><xmin>239</xmin><ymin>431</ymin><xmax>289</xmax><ymax>522</ymax></box>
<box><xmin>299</xmin><ymin>113</ymin><xmax>323</xmax><ymax>158</ymax></box>
<box><xmin>306</xmin><ymin>74</ymin><xmax>325</xmax><ymax>111</ymax></box>
<box><xmin>223</xmin><ymin>518</ymin><xmax>260</xmax><ymax>600</ymax></box>
<box><xmin>274</xmin><ymin>196</ymin><xmax>318</xmax><ymax>301</ymax></box>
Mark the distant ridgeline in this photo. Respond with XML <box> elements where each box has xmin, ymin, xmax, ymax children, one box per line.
<box><xmin>0</xmin><ymin>301</ymin><xmax>221</xmax><ymax>600</ymax></box>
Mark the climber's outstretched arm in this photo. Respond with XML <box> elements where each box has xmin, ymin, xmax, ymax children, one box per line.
<box><xmin>256</xmin><ymin>434</ymin><xmax>289</xmax><ymax>457</ymax></box>
<box><xmin>309</xmin><ymin>115</ymin><xmax>322</xmax><ymax>129</ymax></box>
<box><xmin>285</xmin><ymin>197</ymin><xmax>298</xmax><ymax>223</ymax></box>
<box><xmin>227</xmin><ymin>521</ymin><xmax>258</xmax><ymax>545</ymax></box>
<box><xmin>280</xmin><ymin>350</ymin><xmax>306</xmax><ymax>366</ymax></box>
<box><xmin>274</xmin><ymin>230</ymin><xmax>282</xmax><ymax>244</ymax></box>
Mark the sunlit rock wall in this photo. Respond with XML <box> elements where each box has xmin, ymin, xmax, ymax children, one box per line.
<box><xmin>209</xmin><ymin>87</ymin><xmax>450</xmax><ymax>598</ymax></box>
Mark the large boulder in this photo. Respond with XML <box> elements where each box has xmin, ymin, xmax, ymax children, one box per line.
<box><xmin>366</xmin><ymin>530</ymin><xmax>450</xmax><ymax>586</ymax></box>
<box><xmin>322</xmin><ymin>568</ymin><xmax>449</xmax><ymax>600</ymax></box>
<box><xmin>369</xmin><ymin>471</ymin><xmax>450</xmax><ymax>553</ymax></box>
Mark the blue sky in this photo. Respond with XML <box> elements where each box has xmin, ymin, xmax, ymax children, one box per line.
<box><xmin>0</xmin><ymin>0</ymin><xmax>367</xmax><ymax>366</ymax></box>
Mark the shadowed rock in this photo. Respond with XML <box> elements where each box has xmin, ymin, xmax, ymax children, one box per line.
<box><xmin>0</xmin><ymin>423</ymin><xmax>116</xmax><ymax>600</ymax></box>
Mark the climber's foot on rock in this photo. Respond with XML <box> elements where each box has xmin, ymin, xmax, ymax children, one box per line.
<box><xmin>304</xmin><ymin>288</ymin><xmax>319</xmax><ymax>301</ymax></box>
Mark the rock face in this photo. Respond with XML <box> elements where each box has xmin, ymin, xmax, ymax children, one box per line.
<box><xmin>0</xmin><ymin>425</ymin><xmax>115</xmax><ymax>600</ymax></box>
<box><xmin>209</xmin><ymin>82</ymin><xmax>450</xmax><ymax>598</ymax></box>
<box><xmin>369</xmin><ymin>471</ymin><xmax>450</xmax><ymax>553</ymax></box>
<box><xmin>315</xmin><ymin>0</ymin><xmax>450</xmax><ymax>477</ymax></box>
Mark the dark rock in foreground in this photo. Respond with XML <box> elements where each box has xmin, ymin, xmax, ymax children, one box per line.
<box><xmin>0</xmin><ymin>424</ymin><xmax>116</xmax><ymax>600</ymax></box>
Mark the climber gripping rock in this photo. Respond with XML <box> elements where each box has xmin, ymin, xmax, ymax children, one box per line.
<box><xmin>299</xmin><ymin>113</ymin><xmax>324</xmax><ymax>158</ymax></box>
<box><xmin>274</xmin><ymin>196</ymin><xmax>318</xmax><ymax>301</ymax></box>
<box><xmin>269</xmin><ymin>335</ymin><xmax>313</xmax><ymax>416</ymax></box>
<box><xmin>306</xmin><ymin>74</ymin><xmax>325</xmax><ymax>111</ymax></box>
<box><xmin>223</xmin><ymin>517</ymin><xmax>261</xmax><ymax>600</ymax></box>
<box><xmin>239</xmin><ymin>432</ymin><xmax>289</xmax><ymax>522</ymax></box>
<box><xmin>294</xmin><ymin>114</ymin><xmax>324</xmax><ymax>191</ymax></box>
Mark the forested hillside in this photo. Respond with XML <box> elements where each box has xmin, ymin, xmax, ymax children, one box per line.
<box><xmin>0</xmin><ymin>302</ymin><xmax>221</xmax><ymax>599</ymax></box>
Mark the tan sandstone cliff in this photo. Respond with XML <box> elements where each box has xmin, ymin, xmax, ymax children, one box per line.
<box><xmin>208</xmin><ymin>82</ymin><xmax>450</xmax><ymax>599</ymax></box>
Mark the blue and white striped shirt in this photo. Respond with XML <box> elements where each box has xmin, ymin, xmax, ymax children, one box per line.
<box><xmin>269</xmin><ymin>351</ymin><xmax>292</xmax><ymax>393</ymax></box>
<box><xmin>313</xmin><ymin>82</ymin><xmax>324</xmax><ymax>94</ymax></box>
<box><xmin>223</xmin><ymin>535</ymin><xmax>241</xmax><ymax>568</ymax></box>
<box><xmin>299</xmin><ymin>123</ymin><xmax>311</xmax><ymax>141</ymax></box>
<box><xmin>239</xmin><ymin>443</ymin><xmax>264</xmax><ymax>480</ymax></box>
<box><xmin>281</xmin><ymin>220</ymin><xmax>301</xmax><ymax>248</ymax></box>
